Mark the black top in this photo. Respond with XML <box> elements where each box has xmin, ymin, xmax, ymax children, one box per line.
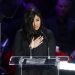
<box><xmin>13</xmin><ymin>27</ymin><xmax>56</xmax><ymax>56</ymax></box>
<box><xmin>12</xmin><ymin>27</ymin><xmax>56</xmax><ymax>75</ymax></box>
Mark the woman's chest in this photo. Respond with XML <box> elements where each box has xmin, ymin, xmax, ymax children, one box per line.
<box><xmin>22</xmin><ymin>40</ymin><xmax>48</xmax><ymax>56</ymax></box>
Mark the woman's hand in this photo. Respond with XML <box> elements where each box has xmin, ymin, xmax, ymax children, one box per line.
<box><xmin>29</xmin><ymin>36</ymin><xmax>44</xmax><ymax>49</ymax></box>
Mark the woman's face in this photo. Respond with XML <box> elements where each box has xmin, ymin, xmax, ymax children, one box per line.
<box><xmin>32</xmin><ymin>15</ymin><xmax>41</xmax><ymax>31</ymax></box>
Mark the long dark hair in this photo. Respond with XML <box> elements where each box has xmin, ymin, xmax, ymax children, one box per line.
<box><xmin>22</xmin><ymin>9</ymin><xmax>43</xmax><ymax>44</ymax></box>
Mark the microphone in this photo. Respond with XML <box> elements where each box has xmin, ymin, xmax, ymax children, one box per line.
<box><xmin>41</xmin><ymin>31</ymin><xmax>50</xmax><ymax>59</ymax></box>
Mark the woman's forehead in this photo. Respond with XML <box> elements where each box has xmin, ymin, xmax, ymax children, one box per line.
<box><xmin>34</xmin><ymin>15</ymin><xmax>40</xmax><ymax>19</ymax></box>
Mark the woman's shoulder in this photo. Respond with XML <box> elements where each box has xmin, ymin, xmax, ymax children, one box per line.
<box><xmin>15</xmin><ymin>29</ymin><xmax>23</xmax><ymax>36</ymax></box>
<box><xmin>14</xmin><ymin>29</ymin><xmax>24</xmax><ymax>41</ymax></box>
<box><xmin>42</xmin><ymin>26</ymin><xmax>53</xmax><ymax>35</ymax></box>
<box><xmin>16</xmin><ymin>28</ymin><xmax>23</xmax><ymax>33</ymax></box>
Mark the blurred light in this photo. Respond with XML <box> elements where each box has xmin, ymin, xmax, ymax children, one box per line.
<box><xmin>2</xmin><ymin>38</ymin><xmax>8</xmax><ymax>48</ymax></box>
<box><xmin>59</xmin><ymin>61</ymin><xmax>75</xmax><ymax>71</ymax></box>
<box><xmin>71</xmin><ymin>50</ymin><xmax>75</xmax><ymax>58</ymax></box>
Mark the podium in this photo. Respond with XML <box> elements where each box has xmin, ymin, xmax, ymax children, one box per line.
<box><xmin>9</xmin><ymin>56</ymin><xmax>69</xmax><ymax>75</ymax></box>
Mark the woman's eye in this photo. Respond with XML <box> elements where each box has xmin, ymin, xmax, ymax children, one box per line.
<box><xmin>36</xmin><ymin>19</ymin><xmax>39</xmax><ymax>21</ymax></box>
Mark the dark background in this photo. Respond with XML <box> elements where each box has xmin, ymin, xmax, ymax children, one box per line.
<box><xmin>0</xmin><ymin>0</ymin><xmax>75</xmax><ymax>75</ymax></box>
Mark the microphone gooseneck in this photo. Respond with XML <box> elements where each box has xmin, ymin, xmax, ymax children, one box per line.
<box><xmin>41</xmin><ymin>31</ymin><xmax>50</xmax><ymax>59</ymax></box>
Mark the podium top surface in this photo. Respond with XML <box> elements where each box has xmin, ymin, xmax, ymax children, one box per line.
<box><xmin>9</xmin><ymin>56</ymin><xmax>69</xmax><ymax>65</ymax></box>
<box><xmin>9</xmin><ymin>56</ymin><xmax>69</xmax><ymax>59</ymax></box>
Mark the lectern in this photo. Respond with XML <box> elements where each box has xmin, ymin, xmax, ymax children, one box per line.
<box><xmin>9</xmin><ymin>56</ymin><xmax>61</xmax><ymax>75</ymax></box>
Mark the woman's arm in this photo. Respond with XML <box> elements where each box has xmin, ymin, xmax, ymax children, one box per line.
<box><xmin>12</xmin><ymin>29</ymin><xmax>22</xmax><ymax>56</ymax></box>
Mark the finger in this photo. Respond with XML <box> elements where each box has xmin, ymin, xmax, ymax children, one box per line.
<box><xmin>34</xmin><ymin>39</ymin><xmax>43</xmax><ymax>44</ymax></box>
<box><xmin>34</xmin><ymin>36</ymin><xmax>41</xmax><ymax>41</ymax></box>
<box><xmin>39</xmin><ymin>35</ymin><xmax>42</xmax><ymax>39</ymax></box>
<box><xmin>39</xmin><ymin>41</ymin><xmax>43</xmax><ymax>45</ymax></box>
<box><xmin>40</xmin><ymin>36</ymin><xmax>44</xmax><ymax>41</ymax></box>
<box><xmin>36</xmin><ymin>35</ymin><xmax>41</xmax><ymax>39</ymax></box>
<box><xmin>40</xmin><ymin>38</ymin><xmax>43</xmax><ymax>43</ymax></box>
<box><xmin>37</xmin><ymin>36</ymin><xmax>43</xmax><ymax>40</ymax></box>
<box><xmin>34</xmin><ymin>36</ymin><xmax>43</xmax><ymax>43</ymax></box>
<box><xmin>34</xmin><ymin>39</ymin><xmax>43</xmax><ymax>48</ymax></box>
<box><xmin>34</xmin><ymin>40</ymin><xmax>43</xmax><ymax>47</ymax></box>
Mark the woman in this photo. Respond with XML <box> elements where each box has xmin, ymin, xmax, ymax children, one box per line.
<box><xmin>13</xmin><ymin>9</ymin><xmax>56</xmax><ymax>75</ymax></box>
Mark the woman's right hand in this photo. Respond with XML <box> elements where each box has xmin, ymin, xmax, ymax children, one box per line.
<box><xmin>29</xmin><ymin>36</ymin><xmax>44</xmax><ymax>49</ymax></box>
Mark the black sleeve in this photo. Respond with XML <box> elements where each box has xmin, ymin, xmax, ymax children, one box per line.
<box><xmin>47</xmin><ymin>30</ymin><xmax>56</xmax><ymax>56</ymax></box>
<box><xmin>12</xmin><ymin>29</ymin><xmax>22</xmax><ymax>56</ymax></box>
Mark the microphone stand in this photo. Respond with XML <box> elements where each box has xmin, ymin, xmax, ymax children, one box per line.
<box><xmin>30</xmin><ymin>47</ymin><xmax>32</xmax><ymax>59</ymax></box>
<box><xmin>48</xmin><ymin>47</ymin><xmax>50</xmax><ymax>59</ymax></box>
<box><xmin>41</xmin><ymin>31</ymin><xmax>50</xmax><ymax>59</ymax></box>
